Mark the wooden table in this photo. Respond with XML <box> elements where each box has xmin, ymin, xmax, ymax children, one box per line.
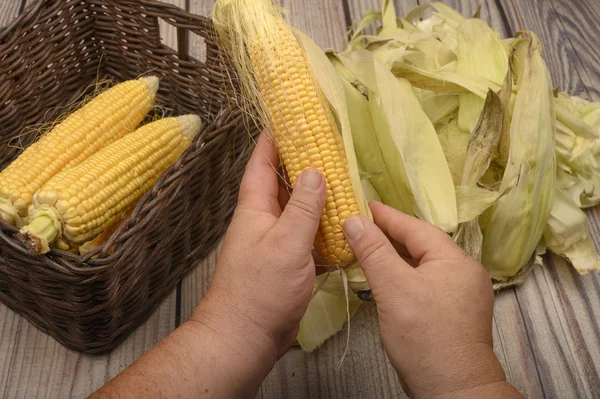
<box><xmin>1</xmin><ymin>0</ymin><xmax>599</xmax><ymax>398</ymax></box>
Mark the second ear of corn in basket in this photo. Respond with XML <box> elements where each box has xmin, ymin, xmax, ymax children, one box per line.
<box><xmin>213</xmin><ymin>0</ymin><xmax>600</xmax><ymax>352</ymax></box>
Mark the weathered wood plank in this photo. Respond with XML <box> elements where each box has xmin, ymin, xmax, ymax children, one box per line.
<box><xmin>511</xmin><ymin>265</ymin><xmax>593</xmax><ymax>397</ymax></box>
<box><xmin>0</xmin><ymin>305</ymin><xmax>22</xmax><ymax>397</ymax></box>
<box><xmin>492</xmin><ymin>290</ymin><xmax>545</xmax><ymax>398</ymax></box>
<box><xmin>499</xmin><ymin>0</ymin><xmax>598</xmax><ymax>100</ymax></box>
<box><xmin>550</xmin><ymin>0</ymin><xmax>600</xmax><ymax>100</ymax></box>
<box><xmin>0</xmin><ymin>1</ymin><xmax>182</xmax><ymax>398</ymax></box>
<box><xmin>260</xmin><ymin>305</ymin><xmax>404</xmax><ymax>399</ymax></box>
<box><xmin>545</xmin><ymin>257</ymin><xmax>600</xmax><ymax>388</ymax></box>
<box><xmin>278</xmin><ymin>0</ymin><xmax>349</xmax><ymax>51</ymax></box>
<box><xmin>346</xmin><ymin>0</ymin><xmax>419</xmax><ymax>19</ymax></box>
<box><xmin>0</xmin><ymin>293</ymin><xmax>177</xmax><ymax>399</ymax></box>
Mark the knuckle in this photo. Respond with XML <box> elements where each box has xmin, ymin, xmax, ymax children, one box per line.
<box><xmin>359</xmin><ymin>239</ymin><xmax>388</xmax><ymax>265</ymax></box>
<box><xmin>286</xmin><ymin>197</ymin><xmax>320</xmax><ymax>220</ymax></box>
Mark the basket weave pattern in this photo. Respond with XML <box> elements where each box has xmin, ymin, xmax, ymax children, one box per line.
<box><xmin>0</xmin><ymin>0</ymin><xmax>257</xmax><ymax>353</ymax></box>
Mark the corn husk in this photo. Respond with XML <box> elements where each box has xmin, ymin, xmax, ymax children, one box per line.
<box><xmin>297</xmin><ymin>271</ymin><xmax>362</xmax><ymax>352</ymax></box>
<box><xmin>544</xmin><ymin>187</ymin><xmax>600</xmax><ymax>274</ymax></box>
<box><xmin>329</xmin><ymin>54</ymin><xmax>411</xmax><ymax>213</ymax></box>
<box><xmin>455</xmin><ymin>19</ymin><xmax>508</xmax><ymax>133</ymax></box>
<box><xmin>437</xmin><ymin>117</ymin><xmax>469</xmax><ymax>185</ymax></box>
<box><xmin>337</xmin><ymin>49</ymin><xmax>458</xmax><ymax>232</ymax></box>
<box><xmin>415</xmin><ymin>89</ymin><xmax>460</xmax><ymax>125</ymax></box>
<box><xmin>454</xmin><ymin>89</ymin><xmax>505</xmax><ymax>260</ymax></box>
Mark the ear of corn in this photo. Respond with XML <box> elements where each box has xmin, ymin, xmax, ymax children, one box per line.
<box><xmin>0</xmin><ymin>76</ymin><xmax>159</xmax><ymax>226</ymax></box>
<box><xmin>481</xmin><ymin>34</ymin><xmax>556</xmax><ymax>279</ymax></box>
<box><xmin>19</xmin><ymin>115</ymin><xmax>201</xmax><ymax>255</ymax></box>
<box><xmin>213</xmin><ymin>0</ymin><xmax>371</xmax><ymax>268</ymax></box>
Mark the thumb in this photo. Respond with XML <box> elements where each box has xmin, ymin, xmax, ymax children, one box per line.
<box><xmin>274</xmin><ymin>168</ymin><xmax>326</xmax><ymax>249</ymax></box>
<box><xmin>343</xmin><ymin>216</ymin><xmax>412</xmax><ymax>292</ymax></box>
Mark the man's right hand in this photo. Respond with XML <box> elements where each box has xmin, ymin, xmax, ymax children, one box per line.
<box><xmin>343</xmin><ymin>201</ymin><xmax>523</xmax><ymax>399</ymax></box>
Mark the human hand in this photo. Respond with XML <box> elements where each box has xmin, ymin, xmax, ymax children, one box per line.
<box><xmin>190</xmin><ymin>132</ymin><xmax>326</xmax><ymax>379</ymax></box>
<box><xmin>343</xmin><ymin>202</ymin><xmax>522</xmax><ymax>398</ymax></box>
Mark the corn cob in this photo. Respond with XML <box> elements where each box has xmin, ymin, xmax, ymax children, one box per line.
<box><xmin>19</xmin><ymin>115</ymin><xmax>201</xmax><ymax>255</ymax></box>
<box><xmin>0</xmin><ymin>76</ymin><xmax>159</xmax><ymax>227</ymax></box>
<box><xmin>213</xmin><ymin>0</ymin><xmax>360</xmax><ymax>267</ymax></box>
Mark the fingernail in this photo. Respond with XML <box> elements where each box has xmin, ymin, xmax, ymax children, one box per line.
<box><xmin>343</xmin><ymin>216</ymin><xmax>364</xmax><ymax>240</ymax></box>
<box><xmin>299</xmin><ymin>168</ymin><xmax>323</xmax><ymax>190</ymax></box>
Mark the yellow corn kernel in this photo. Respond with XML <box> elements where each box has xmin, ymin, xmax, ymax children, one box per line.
<box><xmin>0</xmin><ymin>76</ymin><xmax>160</xmax><ymax>227</ymax></box>
<box><xmin>19</xmin><ymin>115</ymin><xmax>201</xmax><ymax>255</ymax></box>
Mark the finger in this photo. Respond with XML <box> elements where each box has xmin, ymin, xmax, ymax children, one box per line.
<box><xmin>343</xmin><ymin>215</ymin><xmax>413</xmax><ymax>291</ymax></box>
<box><xmin>237</xmin><ymin>132</ymin><xmax>282</xmax><ymax>216</ymax></box>
<box><xmin>370</xmin><ymin>201</ymin><xmax>464</xmax><ymax>263</ymax></box>
<box><xmin>272</xmin><ymin>168</ymin><xmax>326</xmax><ymax>250</ymax></box>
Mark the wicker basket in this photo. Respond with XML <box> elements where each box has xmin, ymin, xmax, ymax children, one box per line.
<box><xmin>0</xmin><ymin>0</ymin><xmax>258</xmax><ymax>354</ymax></box>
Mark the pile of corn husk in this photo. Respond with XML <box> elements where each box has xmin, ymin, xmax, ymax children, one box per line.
<box><xmin>296</xmin><ymin>0</ymin><xmax>600</xmax><ymax>352</ymax></box>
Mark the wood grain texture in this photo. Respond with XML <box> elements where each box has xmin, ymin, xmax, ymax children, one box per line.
<box><xmin>261</xmin><ymin>305</ymin><xmax>404</xmax><ymax>399</ymax></box>
<box><xmin>0</xmin><ymin>296</ymin><xmax>176</xmax><ymax>399</ymax></box>
<box><xmin>434</xmin><ymin>0</ymin><xmax>511</xmax><ymax>35</ymax></box>
<box><xmin>345</xmin><ymin>0</ymin><xmax>419</xmax><ymax>37</ymax></box>
<box><xmin>0</xmin><ymin>0</ymin><xmax>23</xmax><ymax>26</ymax></box>
<box><xmin>550</xmin><ymin>0</ymin><xmax>600</xmax><ymax>100</ymax></box>
<box><xmin>499</xmin><ymin>0</ymin><xmax>598</xmax><ymax>100</ymax></box>
<box><xmin>1</xmin><ymin>0</ymin><xmax>600</xmax><ymax>398</ymax></box>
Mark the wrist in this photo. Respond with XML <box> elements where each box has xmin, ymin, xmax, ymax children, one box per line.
<box><xmin>188</xmin><ymin>291</ymin><xmax>279</xmax><ymax>389</ymax></box>
<box><xmin>405</xmin><ymin>344</ymin><xmax>508</xmax><ymax>399</ymax></box>
<box><xmin>426</xmin><ymin>380</ymin><xmax>523</xmax><ymax>399</ymax></box>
